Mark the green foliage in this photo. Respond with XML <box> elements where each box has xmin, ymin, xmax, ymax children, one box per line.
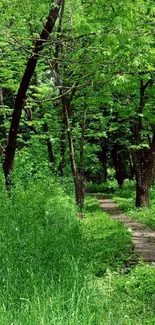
<box><xmin>92</xmin><ymin>264</ymin><xmax>155</xmax><ymax>325</ymax></box>
<box><xmin>0</xmin><ymin>170</ymin><xmax>155</xmax><ymax>323</ymax></box>
<box><xmin>0</xmin><ymin>173</ymin><xmax>132</xmax><ymax>324</ymax></box>
<box><xmin>113</xmin><ymin>180</ymin><xmax>136</xmax><ymax>209</ymax></box>
<box><xmin>86</xmin><ymin>179</ymin><xmax>118</xmax><ymax>193</ymax></box>
<box><xmin>1</xmin><ymin>0</ymin><xmax>155</xmax><ymax>322</ymax></box>
<box><xmin>113</xmin><ymin>183</ymin><xmax>155</xmax><ymax>229</ymax></box>
<box><xmin>82</xmin><ymin>196</ymin><xmax>133</xmax><ymax>275</ymax></box>
<box><xmin>1</xmin><ymin>0</ymin><xmax>155</xmax><ymax>188</ymax></box>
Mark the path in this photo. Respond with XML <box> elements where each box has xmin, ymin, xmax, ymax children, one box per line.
<box><xmin>97</xmin><ymin>197</ymin><xmax>155</xmax><ymax>263</ymax></box>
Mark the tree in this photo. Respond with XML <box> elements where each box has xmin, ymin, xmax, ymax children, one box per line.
<box><xmin>3</xmin><ymin>0</ymin><xmax>62</xmax><ymax>185</ymax></box>
<box><xmin>1</xmin><ymin>0</ymin><xmax>155</xmax><ymax>209</ymax></box>
<box><xmin>132</xmin><ymin>79</ymin><xmax>155</xmax><ymax>207</ymax></box>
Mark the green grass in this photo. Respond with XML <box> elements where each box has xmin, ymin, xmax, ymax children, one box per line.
<box><xmin>0</xmin><ymin>173</ymin><xmax>155</xmax><ymax>324</ymax></box>
<box><xmin>82</xmin><ymin>196</ymin><xmax>134</xmax><ymax>274</ymax></box>
<box><xmin>88</xmin><ymin>179</ymin><xmax>155</xmax><ymax>230</ymax></box>
<box><xmin>86</xmin><ymin>180</ymin><xmax>118</xmax><ymax>194</ymax></box>
<box><xmin>91</xmin><ymin>263</ymin><xmax>155</xmax><ymax>325</ymax></box>
<box><xmin>113</xmin><ymin>183</ymin><xmax>155</xmax><ymax>230</ymax></box>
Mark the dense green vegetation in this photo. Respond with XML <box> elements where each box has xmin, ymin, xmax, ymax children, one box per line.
<box><xmin>1</xmin><ymin>0</ymin><xmax>155</xmax><ymax>323</ymax></box>
<box><xmin>88</xmin><ymin>179</ymin><xmax>155</xmax><ymax>229</ymax></box>
<box><xmin>1</xmin><ymin>0</ymin><xmax>155</xmax><ymax>207</ymax></box>
<box><xmin>113</xmin><ymin>181</ymin><xmax>155</xmax><ymax>230</ymax></box>
<box><xmin>0</xmin><ymin>169</ymin><xmax>155</xmax><ymax>324</ymax></box>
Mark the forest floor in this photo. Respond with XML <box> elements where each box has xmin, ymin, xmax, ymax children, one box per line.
<box><xmin>97</xmin><ymin>196</ymin><xmax>155</xmax><ymax>263</ymax></box>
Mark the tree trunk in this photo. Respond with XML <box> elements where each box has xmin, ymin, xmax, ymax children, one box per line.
<box><xmin>49</xmin><ymin>0</ymin><xmax>84</xmax><ymax>208</ymax></box>
<box><xmin>132</xmin><ymin>78</ymin><xmax>154</xmax><ymax>207</ymax></box>
<box><xmin>61</xmin><ymin>93</ymin><xmax>82</xmax><ymax>207</ymax></box>
<box><xmin>132</xmin><ymin>144</ymin><xmax>155</xmax><ymax>208</ymax></box>
<box><xmin>136</xmin><ymin>183</ymin><xmax>149</xmax><ymax>207</ymax></box>
<box><xmin>3</xmin><ymin>0</ymin><xmax>61</xmax><ymax>185</ymax></box>
<box><xmin>133</xmin><ymin>150</ymin><xmax>150</xmax><ymax>207</ymax></box>
<box><xmin>58</xmin><ymin>86</ymin><xmax>77</xmax><ymax>175</ymax></box>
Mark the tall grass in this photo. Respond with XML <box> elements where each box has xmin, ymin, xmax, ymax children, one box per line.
<box><xmin>0</xmin><ymin>168</ymin><xmax>111</xmax><ymax>324</ymax></box>
<box><xmin>0</xmin><ymin>166</ymin><xmax>155</xmax><ymax>324</ymax></box>
<box><xmin>0</xmin><ymin>172</ymin><xmax>84</xmax><ymax>323</ymax></box>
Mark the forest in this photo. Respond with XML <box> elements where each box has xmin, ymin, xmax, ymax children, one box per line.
<box><xmin>1</xmin><ymin>0</ymin><xmax>155</xmax><ymax>324</ymax></box>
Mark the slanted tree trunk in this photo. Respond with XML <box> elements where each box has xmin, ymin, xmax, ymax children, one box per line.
<box><xmin>61</xmin><ymin>92</ymin><xmax>78</xmax><ymax>202</ymax></box>
<box><xmin>132</xmin><ymin>78</ymin><xmax>155</xmax><ymax>207</ymax></box>
<box><xmin>54</xmin><ymin>72</ymin><xmax>84</xmax><ymax>208</ymax></box>
<box><xmin>53</xmin><ymin>0</ymin><xmax>78</xmax><ymax>176</ymax></box>
<box><xmin>57</xmin><ymin>86</ymin><xmax>77</xmax><ymax>175</ymax></box>
<box><xmin>49</xmin><ymin>0</ymin><xmax>85</xmax><ymax>209</ymax></box>
<box><xmin>3</xmin><ymin>0</ymin><xmax>62</xmax><ymax>185</ymax></box>
<box><xmin>61</xmin><ymin>91</ymin><xmax>85</xmax><ymax>209</ymax></box>
<box><xmin>53</xmin><ymin>69</ymin><xmax>85</xmax><ymax>209</ymax></box>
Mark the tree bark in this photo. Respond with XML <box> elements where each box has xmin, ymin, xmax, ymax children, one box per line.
<box><xmin>132</xmin><ymin>78</ymin><xmax>155</xmax><ymax>207</ymax></box>
<box><xmin>3</xmin><ymin>0</ymin><xmax>62</xmax><ymax>185</ymax></box>
<box><xmin>61</xmin><ymin>92</ymin><xmax>81</xmax><ymax>207</ymax></box>
<box><xmin>132</xmin><ymin>149</ymin><xmax>153</xmax><ymax>207</ymax></box>
<box><xmin>49</xmin><ymin>0</ymin><xmax>85</xmax><ymax>208</ymax></box>
<box><xmin>136</xmin><ymin>185</ymin><xmax>149</xmax><ymax>207</ymax></box>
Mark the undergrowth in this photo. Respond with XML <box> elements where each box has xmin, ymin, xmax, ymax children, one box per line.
<box><xmin>113</xmin><ymin>182</ymin><xmax>155</xmax><ymax>230</ymax></box>
<box><xmin>86</xmin><ymin>180</ymin><xmax>118</xmax><ymax>194</ymax></box>
<box><xmin>0</xmin><ymin>170</ymin><xmax>155</xmax><ymax>324</ymax></box>
<box><xmin>87</xmin><ymin>179</ymin><xmax>155</xmax><ymax>230</ymax></box>
<box><xmin>82</xmin><ymin>197</ymin><xmax>134</xmax><ymax>275</ymax></box>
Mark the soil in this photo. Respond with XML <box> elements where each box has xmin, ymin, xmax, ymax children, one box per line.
<box><xmin>97</xmin><ymin>197</ymin><xmax>155</xmax><ymax>263</ymax></box>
